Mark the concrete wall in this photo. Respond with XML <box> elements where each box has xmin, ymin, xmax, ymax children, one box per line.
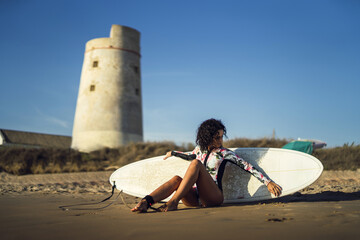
<box><xmin>71</xmin><ymin>25</ymin><xmax>143</xmax><ymax>152</ymax></box>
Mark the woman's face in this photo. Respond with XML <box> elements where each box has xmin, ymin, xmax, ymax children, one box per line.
<box><xmin>211</xmin><ymin>129</ymin><xmax>224</xmax><ymax>148</ymax></box>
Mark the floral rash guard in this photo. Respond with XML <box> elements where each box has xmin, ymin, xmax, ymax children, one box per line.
<box><xmin>173</xmin><ymin>146</ymin><xmax>271</xmax><ymax>191</ymax></box>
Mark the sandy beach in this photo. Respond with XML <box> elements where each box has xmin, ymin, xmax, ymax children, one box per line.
<box><xmin>1</xmin><ymin>170</ymin><xmax>360</xmax><ymax>240</ymax></box>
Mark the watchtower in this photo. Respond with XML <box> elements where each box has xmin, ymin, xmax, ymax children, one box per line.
<box><xmin>71</xmin><ymin>25</ymin><xmax>143</xmax><ymax>152</ymax></box>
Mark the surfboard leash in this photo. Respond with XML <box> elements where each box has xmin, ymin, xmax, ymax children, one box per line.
<box><xmin>58</xmin><ymin>181</ymin><xmax>158</xmax><ymax>211</ymax></box>
<box><xmin>59</xmin><ymin>181</ymin><xmax>123</xmax><ymax>211</ymax></box>
<box><xmin>119</xmin><ymin>190</ymin><xmax>133</xmax><ymax>210</ymax></box>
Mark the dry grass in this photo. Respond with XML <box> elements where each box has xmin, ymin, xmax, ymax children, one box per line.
<box><xmin>223</xmin><ymin>138</ymin><xmax>289</xmax><ymax>148</ymax></box>
<box><xmin>0</xmin><ymin>142</ymin><xmax>192</xmax><ymax>175</ymax></box>
<box><xmin>313</xmin><ymin>143</ymin><xmax>360</xmax><ymax>171</ymax></box>
<box><xmin>0</xmin><ymin>139</ymin><xmax>359</xmax><ymax>175</ymax></box>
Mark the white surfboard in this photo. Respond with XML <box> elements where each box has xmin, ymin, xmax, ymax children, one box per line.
<box><xmin>109</xmin><ymin>148</ymin><xmax>323</xmax><ymax>203</ymax></box>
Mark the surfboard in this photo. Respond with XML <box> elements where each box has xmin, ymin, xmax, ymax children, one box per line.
<box><xmin>109</xmin><ymin>148</ymin><xmax>323</xmax><ymax>203</ymax></box>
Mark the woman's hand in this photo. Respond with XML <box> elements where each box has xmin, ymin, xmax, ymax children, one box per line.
<box><xmin>163</xmin><ymin>151</ymin><xmax>172</xmax><ymax>160</ymax></box>
<box><xmin>267</xmin><ymin>181</ymin><xmax>282</xmax><ymax>197</ymax></box>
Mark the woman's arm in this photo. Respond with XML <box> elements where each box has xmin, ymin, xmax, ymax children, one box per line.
<box><xmin>163</xmin><ymin>151</ymin><xmax>196</xmax><ymax>160</ymax></box>
<box><xmin>267</xmin><ymin>181</ymin><xmax>282</xmax><ymax>196</ymax></box>
<box><xmin>164</xmin><ymin>146</ymin><xmax>199</xmax><ymax>160</ymax></box>
<box><xmin>223</xmin><ymin>150</ymin><xmax>282</xmax><ymax>196</ymax></box>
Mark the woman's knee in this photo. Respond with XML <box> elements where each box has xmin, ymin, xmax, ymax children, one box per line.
<box><xmin>171</xmin><ymin>175</ymin><xmax>182</xmax><ymax>184</ymax></box>
<box><xmin>190</xmin><ymin>159</ymin><xmax>203</xmax><ymax>169</ymax></box>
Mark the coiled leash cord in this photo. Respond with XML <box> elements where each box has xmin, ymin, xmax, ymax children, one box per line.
<box><xmin>59</xmin><ymin>182</ymin><xmax>132</xmax><ymax>211</ymax></box>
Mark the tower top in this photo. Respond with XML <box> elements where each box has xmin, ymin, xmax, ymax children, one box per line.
<box><xmin>85</xmin><ymin>24</ymin><xmax>141</xmax><ymax>55</ymax></box>
<box><xmin>110</xmin><ymin>24</ymin><xmax>140</xmax><ymax>39</ymax></box>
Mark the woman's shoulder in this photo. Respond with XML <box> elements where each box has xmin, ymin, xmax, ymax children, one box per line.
<box><xmin>219</xmin><ymin>147</ymin><xmax>243</xmax><ymax>158</ymax></box>
<box><xmin>193</xmin><ymin>145</ymin><xmax>200</xmax><ymax>151</ymax></box>
<box><xmin>218</xmin><ymin>147</ymin><xmax>234</xmax><ymax>154</ymax></box>
<box><xmin>192</xmin><ymin>145</ymin><xmax>201</xmax><ymax>154</ymax></box>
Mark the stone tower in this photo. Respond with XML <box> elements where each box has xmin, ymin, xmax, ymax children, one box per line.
<box><xmin>71</xmin><ymin>25</ymin><xmax>143</xmax><ymax>152</ymax></box>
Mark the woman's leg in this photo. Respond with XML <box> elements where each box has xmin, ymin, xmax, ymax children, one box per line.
<box><xmin>132</xmin><ymin>175</ymin><xmax>199</xmax><ymax>212</ymax></box>
<box><xmin>161</xmin><ymin>160</ymin><xmax>223</xmax><ymax>211</ymax></box>
<box><xmin>149</xmin><ymin>175</ymin><xmax>182</xmax><ymax>202</ymax></box>
<box><xmin>131</xmin><ymin>175</ymin><xmax>182</xmax><ymax>212</ymax></box>
<box><xmin>132</xmin><ymin>159</ymin><xmax>223</xmax><ymax>212</ymax></box>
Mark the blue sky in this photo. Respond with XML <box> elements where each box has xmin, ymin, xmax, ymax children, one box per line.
<box><xmin>0</xmin><ymin>0</ymin><xmax>359</xmax><ymax>147</ymax></box>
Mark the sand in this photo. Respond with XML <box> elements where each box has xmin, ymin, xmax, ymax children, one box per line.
<box><xmin>1</xmin><ymin>170</ymin><xmax>360</xmax><ymax>240</ymax></box>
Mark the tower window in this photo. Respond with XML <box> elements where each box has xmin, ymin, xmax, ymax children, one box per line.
<box><xmin>90</xmin><ymin>85</ymin><xmax>96</xmax><ymax>91</ymax></box>
<box><xmin>93</xmin><ymin>61</ymin><xmax>98</xmax><ymax>68</ymax></box>
<box><xmin>134</xmin><ymin>66</ymin><xmax>139</xmax><ymax>73</ymax></box>
<box><xmin>135</xmin><ymin>88</ymin><xmax>140</xmax><ymax>96</ymax></box>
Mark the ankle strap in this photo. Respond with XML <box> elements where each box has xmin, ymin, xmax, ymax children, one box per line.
<box><xmin>143</xmin><ymin>195</ymin><xmax>155</xmax><ymax>208</ymax></box>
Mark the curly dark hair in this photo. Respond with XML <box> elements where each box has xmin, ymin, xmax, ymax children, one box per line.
<box><xmin>196</xmin><ymin>118</ymin><xmax>227</xmax><ymax>151</ymax></box>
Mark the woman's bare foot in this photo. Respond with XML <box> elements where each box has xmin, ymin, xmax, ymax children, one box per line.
<box><xmin>131</xmin><ymin>199</ymin><xmax>148</xmax><ymax>213</ymax></box>
<box><xmin>157</xmin><ymin>201</ymin><xmax>178</xmax><ymax>212</ymax></box>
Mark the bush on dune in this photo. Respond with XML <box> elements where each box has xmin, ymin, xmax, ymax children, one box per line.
<box><xmin>0</xmin><ymin>139</ymin><xmax>359</xmax><ymax>175</ymax></box>
<box><xmin>223</xmin><ymin>138</ymin><xmax>288</xmax><ymax>148</ymax></box>
<box><xmin>313</xmin><ymin>143</ymin><xmax>360</xmax><ymax>171</ymax></box>
<box><xmin>0</xmin><ymin>141</ymin><xmax>191</xmax><ymax>175</ymax></box>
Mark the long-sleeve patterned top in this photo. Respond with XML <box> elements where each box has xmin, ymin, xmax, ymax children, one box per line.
<box><xmin>173</xmin><ymin>145</ymin><xmax>271</xmax><ymax>190</ymax></box>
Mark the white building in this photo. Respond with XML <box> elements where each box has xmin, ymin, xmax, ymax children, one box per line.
<box><xmin>0</xmin><ymin>129</ymin><xmax>71</xmax><ymax>148</ymax></box>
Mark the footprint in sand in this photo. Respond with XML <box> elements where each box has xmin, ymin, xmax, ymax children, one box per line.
<box><xmin>266</xmin><ymin>217</ymin><xmax>293</xmax><ymax>222</ymax></box>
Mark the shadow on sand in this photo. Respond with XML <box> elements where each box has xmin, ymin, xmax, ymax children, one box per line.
<box><xmin>130</xmin><ymin>191</ymin><xmax>360</xmax><ymax>214</ymax></box>
<box><xmin>276</xmin><ymin>190</ymin><xmax>360</xmax><ymax>203</ymax></box>
<box><xmin>220</xmin><ymin>190</ymin><xmax>360</xmax><ymax>207</ymax></box>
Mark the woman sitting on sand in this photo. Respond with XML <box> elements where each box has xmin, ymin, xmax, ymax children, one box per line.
<box><xmin>132</xmin><ymin>118</ymin><xmax>282</xmax><ymax>212</ymax></box>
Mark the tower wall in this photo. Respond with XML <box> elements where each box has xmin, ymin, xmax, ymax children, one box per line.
<box><xmin>71</xmin><ymin>25</ymin><xmax>143</xmax><ymax>152</ymax></box>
